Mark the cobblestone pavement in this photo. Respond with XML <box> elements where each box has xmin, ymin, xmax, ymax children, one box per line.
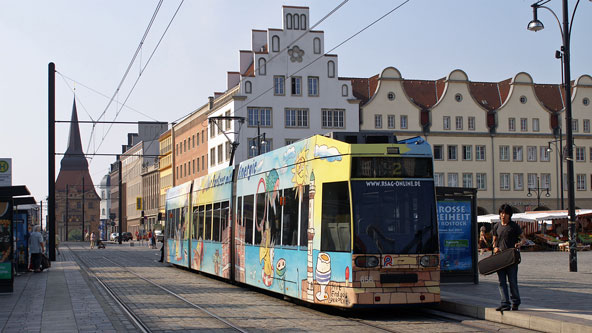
<box><xmin>62</xmin><ymin>242</ymin><xmax>536</xmax><ymax>332</ymax></box>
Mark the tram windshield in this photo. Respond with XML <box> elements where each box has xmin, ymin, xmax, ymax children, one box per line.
<box><xmin>351</xmin><ymin>180</ymin><xmax>438</xmax><ymax>254</ymax></box>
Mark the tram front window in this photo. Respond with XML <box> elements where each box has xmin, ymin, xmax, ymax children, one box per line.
<box><xmin>351</xmin><ymin>180</ymin><xmax>438</xmax><ymax>254</ymax></box>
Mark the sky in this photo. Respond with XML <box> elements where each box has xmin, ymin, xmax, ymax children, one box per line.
<box><xmin>1</xmin><ymin>0</ymin><xmax>591</xmax><ymax>208</ymax></box>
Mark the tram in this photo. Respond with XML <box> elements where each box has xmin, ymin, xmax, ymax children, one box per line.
<box><xmin>164</xmin><ymin>135</ymin><xmax>439</xmax><ymax>308</ymax></box>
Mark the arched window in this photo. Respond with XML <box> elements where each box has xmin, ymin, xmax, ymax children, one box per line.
<box><xmin>293</xmin><ymin>14</ymin><xmax>300</xmax><ymax>30</ymax></box>
<box><xmin>313</xmin><ymin>37</ymin><xmax>321</xmax><ymax>54</ymax></box>
<box><xmin>272</xmin><ymin>36</ymin><xmax>280</xmax><ymax>52</ymax></box>
<box><xmin>327</xmin><ymin>61</ymin><xmax>335</xmax><ymax>78</ymax></box>
<box><xmin>286</xmin><ymin>14</ymin><xmax>292</xmax><ymax>29</ymax></box>
<box><xmin>300</xmin><ymin>15</ymin><xmax>307</xmax><ymax>30</ymax></box>
<box><xmin>245</xmin><ymin>81</ymin><xmax>252</xmax><ymax>94</ymax></box>
<box><xmin>258</xmin><ymin>58</ymin><xmax>266</xmax><ymax>76</ymax></box>
<box><xmin>342</xmin><ymin>84</ymin><xmax>348</xmax><ymax>97</ymax></box>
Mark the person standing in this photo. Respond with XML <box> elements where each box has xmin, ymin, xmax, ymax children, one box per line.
<box><xmin>90</xmin><ymin>231</ymin><xmax>96</xmax><ymax>249</ymax></box>
<box><xmin>492</xmin><ymin>204</ymin><xmax>527</xmax><ymax>311</ymax></box>
<box><xmin>28</xmin><ymin>225</ymin><xmax>44</xmax><ymax>273</ymax></box>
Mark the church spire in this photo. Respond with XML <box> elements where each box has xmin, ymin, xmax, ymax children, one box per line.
<box><xmin>60</xmin><ymin>98</ymin><xmax>88</xmax><ymax>170</ymax></box>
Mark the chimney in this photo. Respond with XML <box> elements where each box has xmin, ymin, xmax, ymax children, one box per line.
<box><xmin>209</xmin><ymin>96</ymin><xmax>214</xmax><ymax>110</ymax></box>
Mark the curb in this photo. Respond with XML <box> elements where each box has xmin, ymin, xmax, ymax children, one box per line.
<box><xmin>436</xmin><ymin>300</ymin><xmax>592</xmax><ymax>333</ymax></box>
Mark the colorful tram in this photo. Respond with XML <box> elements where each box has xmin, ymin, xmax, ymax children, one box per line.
<box><xmin>164</xmin><ymin>135</ymin><xmax>440</xmax><ymax>308</ymax></box>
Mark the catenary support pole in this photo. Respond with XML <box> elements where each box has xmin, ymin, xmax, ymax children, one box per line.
<box><xmin>48</xmin><ymin>62</ymin><xmax>56</xmax><ymax>261</ymax></box>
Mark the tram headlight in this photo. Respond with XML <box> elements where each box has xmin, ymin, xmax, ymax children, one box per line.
<box><xmin>355</xmin><ymin>256</ymin><xmax>379</xmax><ymax>268</ymax></box>
<box><xmin>419</xmin><ymin>255</ymin><xmax>439</xmax><ymax>267</ymax></box>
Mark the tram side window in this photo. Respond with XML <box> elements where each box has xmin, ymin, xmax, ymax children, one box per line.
<box><xmin>213</xmin><ymin>203</ymin><xmax>221</xmax><ymax>242</ymax></box>
<box><xmin>255</xmin><ymin>192</ymin><xmax>265</xmax><ymax>244</ymax></box>
<box><xmin>205</xmin><ymin>204</ymin><xmax>212</xmax><ymax>240</ymax></box>
<box><xmin>299</xmin><ymin>185</ymin><xmax>309</xmax><ymax>248</ymax></box>
<box><xmin>243</xmin><ymin>195</ymin><xmax>254</xmax><ymax>244</ymax></box>
<box><xmin>321</xmin><ymin>182</ymin><xmax>351</xmax><ymax>252</ymax></box>
<box><xmin>236</xmin><ymin>197</ymin><xmax>243</xmax><ymax>227</ymax></box>
<box><xmin>192</xmin><ymin>206</ymin><xmax>199</xmax><ymax>239</ymax></box>
<box><xmin>282</xmin><ymin>188</ymin><xmax>299</xmax><ymax>246</ymax></box>
<box><xmin>197</xmin><ymin>205</ymin><xmax>205</xmax><ymax>240</ymax></box>
<box><xmin>221</xmin><ymin>201</ymin><xmax>229</xmax><ymax>233</ymax></box>
<box><xmin>268</xmin><ymin>191</ymin><xmax>281</xmax><ymax>245</ymax></box>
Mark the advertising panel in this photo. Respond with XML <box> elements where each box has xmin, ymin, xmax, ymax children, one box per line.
<box><xmin>0</xmin><ymin>200</ymin><xmax>12</xmax><ymax>282</ymax></box>
<box><xmin>437</xmin><ymin>200</ymin><xmax>472</xmax><ymax>271</ymax></box>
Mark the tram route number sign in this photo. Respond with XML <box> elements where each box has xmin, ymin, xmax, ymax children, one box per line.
<box><xmin>437</xmin><ymin>200</ymin><xmax>472</xmax><ymax>272</ymax></box>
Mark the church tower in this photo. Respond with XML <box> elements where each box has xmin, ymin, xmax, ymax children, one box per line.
<box><xmin>55</xmin><ymin>99</ymin><xmax>100</xmax><ymax>241</ymax></box>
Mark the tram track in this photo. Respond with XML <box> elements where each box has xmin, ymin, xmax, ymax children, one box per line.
<box><xmin>66</xmin><ymin>244</ymin><xmax>248</xmax><ymax>333</ymax></box>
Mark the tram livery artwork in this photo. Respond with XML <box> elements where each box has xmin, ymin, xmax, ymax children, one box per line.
<box><xmin>164</xmin><ymin>135</ymin><xmax>440</xmax><ymax>307</ymax></box>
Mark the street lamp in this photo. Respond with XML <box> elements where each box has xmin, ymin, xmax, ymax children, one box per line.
<box><xmin>527</xmin><ymin>176</ymin><xmax>551</xmax><ymax>209</ymax></box>
<box><xmin>547</xmin><ymin>129</ymin><xmax>564</xmax><ymax>209</ymax></box>
<box><xmin>527</xmin><ymin>0</ymin><xmax>588</xmax><ymax>272</ymax></box>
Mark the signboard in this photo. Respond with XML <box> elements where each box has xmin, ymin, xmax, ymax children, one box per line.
<box><xmin>0</xmin><ymin>200</ymin><xmax>13</xmax><ymax>285</ymax></box>
<box><xmin>0</xmin><ymin>158</ymin><xmax>11</xmax><ymax>186</ymax></box>
<box><xmin>437</xmin><ymin>200</ymin><xmax>473</xmax><ymax>271</ymax></box>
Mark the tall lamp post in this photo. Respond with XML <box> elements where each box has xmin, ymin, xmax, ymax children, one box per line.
<box><xmin>527</xmin><ymin>176</ymin><xmax>551</xmax><ymax>209</ymax></box>
<box><xmin>527</xmin><ymin>0</ymin><xmax>587</xmax><ymax>272</ymax></box>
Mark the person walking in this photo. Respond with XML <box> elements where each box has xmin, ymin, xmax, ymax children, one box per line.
<box><xmin>492</xmin><ymin>204</ymin><xmax>527</xmax><ymax>311</ymax></box>
<box><xmin>150</xmin><ymin>230</ymin><xmax>156</xmax><ymax>249</ymax></box>
<box><xmin>28</xmin><ymin>225</ymin><xmax>44</xmax><ymax>273</ymax></box>
<box><xmin>90</xmin><ymin>231</ymin><xmax>96</xmax><ymax>249</ymax></box>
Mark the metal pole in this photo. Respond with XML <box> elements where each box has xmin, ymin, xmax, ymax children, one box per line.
<box><xmin>562</xmin><ymin>0</ymin><xmax>577</xmax><ymax>272</ymax></box>
<box><xmin>48</xmin><ymin>62</ymin><xmax>56</xmax><ymax>261</ymax></box>
<box><xmin>82</xmin><ymin>176</ymin><xmax>85</xmax><ymax>242</ymax></box>
<box><xmin>65</xmin><ymin>185</ymin><xmax>69</xmax><ymax>241</ymax></box>
<box><xmin>118</xmin><ymin>159</ymin><xmax>123</xmax><ymax>244</ymax></box>
<box><xmin>257</xmin><ymin>119</ymin><xmax>261</xmax><ymax>156</ymax></box>
<box><xmin>559</xmin><ymin>128</ymin><xmax>564</xmax><ymax>209</ymax></box>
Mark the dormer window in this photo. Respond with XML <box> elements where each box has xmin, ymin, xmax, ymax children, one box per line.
<box><xmin>272</xmin><ymin>36</ymin><xmax>280</xmax><ymax>52</ymax></box>
<box><xmin>258</xmin><ymin>58</ymin><xmax>266</xmax><ymax>76</ymax></box>
<box><xmin>313</xmin><ymin>38</ymin><xmax>321</xmax><ymax>54</ymax></box>
<box><xmin>286</xmin><ymin>14</ymin><xmax>292</xmax><ymax>29</ymax></box>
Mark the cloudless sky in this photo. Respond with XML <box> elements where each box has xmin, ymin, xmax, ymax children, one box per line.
<box><xmin>1</xmin><ymin>0</ymin><xmax>590</xmax><ymax>206</ymax></box>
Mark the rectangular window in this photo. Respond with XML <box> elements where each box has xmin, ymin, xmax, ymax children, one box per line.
<box><xmin>192</xmin><ymin>159</ymin><xmax>195</xmax><ymax>174</ymax></box>
<box><xmin>434</xmin><ymin>173</ymin><xmax>444</xmax><ymax>186</ymax></box>
<box><xmin>225</xmin><ymin>111</ymin><xmax>231</xmax><ymax>130</ymax></box>
<box><xmin>520</xmin><ymin>118</ymin><xmax>528</xmax><ymax>131</ymax></box>
<box><xmin>387</xmin><ymin>115</ymin><xmax>395</xmax><ymax>129</ymax></box>
<box><xmin>577</xmin><ymin>174</ymin><xmax>586</xmax><ymax>190</ymax></box>
<box><xmin>210</xmin><ymin>123</ymin><xmax>215</xmax><ymax>138</ymax></box>
<box><xmin>243</xmin><ymin>195</ymin><xmax>254</xmax><ymax>244</ymax></box>
<box><xmin>184</xmin><ymin>140</ymin><xmax>187</xmax><ymax>152</ymax></box>
<box><xmin>374</xmin><ymin>114</ymin><xmax>382</xmax><ymax>129</ymax></box>
<box><xmin>282</xmin><ymin>188</ymin><xmax>299</xmax><ymax>246</ymax></box>
<box><xmin>468</xmin><ymin>116</ymin><xmax>475</xmax><ymax>130</ymax></box>
<box><xmin>443</xmin><ymin>116</ymin><xmax>451</xmax><ymax>130</ymax></box>
<box><xmin>192</xmin><ymin>135</ymin><xmax>195</xmax><ymax>148</ymax></box>
<box><xmin>527</xmin><ymin>173</ymin><xmax>537</xmax><ymax>189</ymax></box>
<box><xmin>196</xmin><ymin>132</ymin><xmax>199</xmax><ymax>146</ymax></box>
<box><xmin>212</xmin><ymin>202</ymin><xmax>221</xmax><ymax>242</ymax></box>
<box><xmin>400</xmin><ymin>115</ymin><xmax>408</xmax><ymax>129</ymax></box>
<box><xmin>448</xmin><ymin>173</ymin><xmax>458</xmax><ymax>187</ymax></box>
<box><xmin>448</xmin><ymin>145</ymin><xmax>457</xmax><ymax>160</ymax></box>
<box><xmin>226</xmin><ymin>141</ymin><xmax>231</xmax><ymax>161</ymax></box>
<box><xmin>572</xmin><ymin>119</ymin><xmax>579</xmax><ymax>132</ymax></box>
<box><xmin>541</xmin><ymin>173</ymin><xmax>551</xmax><ymax>190</ymax></box>
<box><xmin>455</xmin><ymin>116</ymin><xmax>463</xmax><ymax>130</ymax></box>
<box><xmin>513</xmin><ymin>173</ymin><xmax>524</xmax><ymax>190</ymax></box>
<box><xmin>210</xmin><ymin>148</ymin><xmax>215</xmax><ymax>166</ymax></box>
<box><xmin>540</xmin><ymin>146</ymin><xmax>550</xmax><ymax>161</ymax></box>
<box><xmin>462</xmin><ymin>145</ymin><xmax>472</xmax><ymax>161</ymax></box>
<box><xmin>476</xmin><ymin>173</ymin><xmax>487</xmax><ymax>190</ymax></box>
<box><xmin>433</xmin><ymin>145</ymin><xmax>443</xmax><ymax>160</ymax></box>
<box><xmin>197</xmin><ymin>156</ymin><xmax>200</xmax><ymax>172</ymax></box>
<box><xmin>513</xmin><ymin>146</ymin><xmax>523</xmax><ymax>161</ymax></box>
<box><xmin>248</xmin><ymin>138</ymin><xmax>272</xmax><ymax>158</ymax></box>
<box><xmin>285</xmin><ymin>108</ymin><xmax>309</xmax><ymax>128</ymax></box>
<box><xmin>204</xmin><ymin>204</ymin><xmax>212</xmax><ymax>240</ymax></box>
<box><xmin>201</xmin><ymin>130</ymin><xmax>205</xmax><ymax>143</ymax></box>
<box><xmin>202</xmin><ymin>155</ymin><xmax>205</xmax><ymax>170</ymax></box>
<box><xmin>527</xmin><ymin>146</ymin><xmax>537</xmax><ymax>162</ymax></box>
<box><xmin>291</xmin><ymin>76</ymin><xmax>301</xmax><ymax>96</ymax></box>
<box><xmin>320</xmin><ymin>182</ymin><xmax>351</xmax><ymax>252</ymax></box>
<box><xmin>307</xmin><ymin>76</ymin><xmax>319</xmax><ymax>96</ymax></box>
<box><xmin>285</xmin><ymin>138</ymin><xmax>298</xmax><ymax>145</ymax></box>
<box><xmin>576</xmin><ymin>147</ymin><xmax>586</xmax><ymax>161</ymax></box>
<box><xmin>476</xmin><ymin>145</ymin><xmax>486</xmax><ymax>161</ymax></box>
<box><xmin>274</xmin><ymin>76</ymin><xmax>285</xmax><ymax>95</ymax></box>
<box><xmin>533</xmin><ymin>118</ymin><xmax>540</xmax><ymax>132</ymax></box>
<box><xmin>509</xmin><ymin>118</ymin><xmax>516</xmax><ymax>131</ymax></box>
<box><xmin>247</xmin><ymin>107</ymin><xmax>272</xmax><ymax>127</ymax></box>
<box><xmin>500</xmin><ymin>173</ymin><xmax>510</xmax><ymax>190</ymax></box>
<box><xmin>322</xmin><ymin>109</ymin><xmax>345</xmax><ymax>129</ymax></box>
<box><xmin>462</xmin><ymin>173</ymin><xmax>473</xmax><ymax>188</ymax></box>
<box><xmin>584</xmin><ymin>119</ymin><xmax>591</xmax><ymax>133</ymax></box>
<box><xmin>217</xmin><ymin>144</ymin><xmax>223</xmax><ymax>164</ymax></box>
<box><xmin>499</xmin><ymin>145</ymin><xmax>510</xmax><ymax>161</ymax></box>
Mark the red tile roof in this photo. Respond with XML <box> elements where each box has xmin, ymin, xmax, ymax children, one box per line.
<box><xmin>534</xmin><ymin>84</ymin><xmax>564</xmax><ymax>112</ymax></box>
<box><xmin>402</xmin><ymin>80</ymin><xmax>438</xmax><ymax>109</ymax></box>
<box><xmin>469</xmin><ymin>82</ymin><xmax>503</xmax><ymax>111</ymax></box>
<box><xmin>345</xmin><ymin>75</ymin><xmax>378</xmax><ymax>105</ymax></box>
<box><xmin>498</xmin><ymin>78</ymin><xmax>512</xmax><ymax>104</ymax></box>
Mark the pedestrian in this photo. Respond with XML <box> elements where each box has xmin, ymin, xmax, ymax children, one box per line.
<box><xmin>55</xmin><ymin>234</ymin><xmax>60</xmax><ymax>255</ymax></box>
<box><xmin>28</xmin><ymin>225</ymin><xmax>45</xmax><ymax>273</ymax></box>
<box><xmin>135</xmin><ymin>230</ymin><xmax>139</xmax><ymax>243</ymax></box>
<box><xmin>150</xmin><ymin>230</ymin><xmax>156</xmax><ymax>249</ymax></box>
<box><xmin>158</xmin><ymin>238</ymin><xmax>165</xmax><ymax>262</ymax></box>
<box><xmin>90</xmin><ymin>231</ymin><xmax>96</xmax><ymax>249</ymax></box>
<box><xmin>478</xmin><ymin>226</ymin><xmax>489</xmax><ymax>255</ymax></box>
<box><xmin>492</xmin><ymin>204</ymin><xmax>527</xmax><ymax>311</ymax></box>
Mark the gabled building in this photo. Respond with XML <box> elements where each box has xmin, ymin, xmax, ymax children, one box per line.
<box><xmin>357</xmin><ymin>67</ymin><xmax>592</xmax><ymax>213</ymax></box>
